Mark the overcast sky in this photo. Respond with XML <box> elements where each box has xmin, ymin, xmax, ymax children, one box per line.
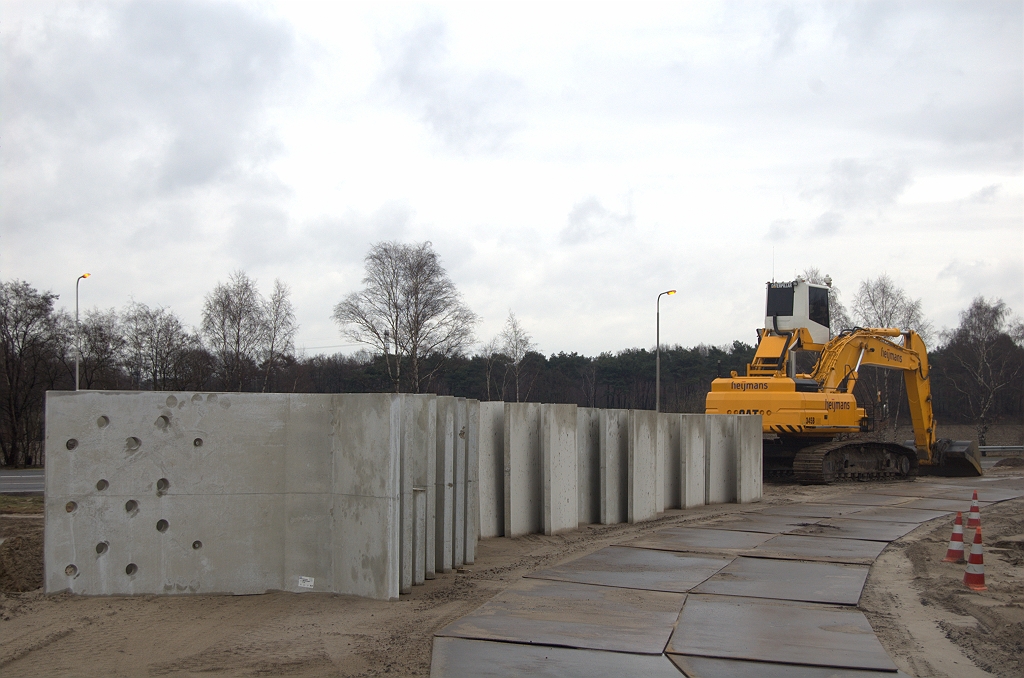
<box><xmin>2</xmin><ymin>1</ymin><xmax>1021</xmax><ymax>357</ymax></box>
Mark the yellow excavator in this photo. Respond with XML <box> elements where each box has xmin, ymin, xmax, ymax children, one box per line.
<box><xmin>706</xmin><ymin>278</ymin><xmax>983</xmax><ymax>483</ymax></box>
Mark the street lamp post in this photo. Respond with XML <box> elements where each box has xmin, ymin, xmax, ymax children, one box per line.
<box><xmin>656</xmin><ymin>289</ymin><xmax>676</xmax><ymax>413</ymax></box>
<box><xmin>75</xmin><ymin>273</ymin><xmax>90</xmax><ymax>391</ymax></box>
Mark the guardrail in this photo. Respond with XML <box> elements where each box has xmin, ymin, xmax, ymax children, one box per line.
<box><xmin>979</xmin><ymin>445</ymin><xmax>1023</xmax><ymax>456</ymax></box>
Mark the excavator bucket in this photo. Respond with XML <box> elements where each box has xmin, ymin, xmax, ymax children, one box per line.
<box><xmin>919</xmin><ymin>439</ymin><xmax>984</xmax><ymax>477</ymax></box>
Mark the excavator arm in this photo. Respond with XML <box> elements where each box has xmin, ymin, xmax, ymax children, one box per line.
<box><xmin>809</xmin><ymin>329</ymin><xmax>936</xmax><ymax>455</ymax></box>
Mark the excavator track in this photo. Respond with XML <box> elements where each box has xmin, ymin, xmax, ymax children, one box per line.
<box><xmin>792</xmin><ymin>440</ymin><xmax>919</xmax><ymax>484</ymax></box>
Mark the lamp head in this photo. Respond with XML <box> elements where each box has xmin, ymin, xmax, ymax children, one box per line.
<box><xmin>80</xmin><ymin>273</ymin><xmax>91</xmax><ymax>279</ymax></box>
<box><xmin>667</xmin><ymin>290</ymin><xmax>676</xmax><ymax>295</ymax></box>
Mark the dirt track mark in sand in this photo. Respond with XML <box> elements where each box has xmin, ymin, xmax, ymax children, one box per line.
<box><xmin>862</xmin><ymin>491</ymin><xmax>1024</xmax><ymax>678</ymax></box>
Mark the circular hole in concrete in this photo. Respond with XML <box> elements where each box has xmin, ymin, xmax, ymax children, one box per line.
<box><xmin>156</xmin><ymin>519</ymin><xmax>169</xmax><ymax>533</ymax></box>
<box><xmin>96</xmin><ymin>542</ymin><xmax>108</xmax><ymax>555</ymax></box>
<box><xmin>166</xmin><ymin>395</ymin><xmax>178</xmax><ymax>408</ymax></box>
<box><xmin>207</xmin><ymin>394</ymin><xmax>218</xmax><ymax>405</ymax></box>
<box><xmin>156</xmin><ymin>478</ymin><xmax>169</xmax><ymax>494</ymax></box>
<box><xmin>193</xmin><ymin>438</ymin><xmax>203</xmax><ymax>448</ymax></box>
<box><xmin>65</xmin><ymin>564</ymin><xmax>78</xmax><ymax>576</ymax></box>
<box><xmin>96</xmin><ymin>479</ymin><xmax>109</xmax><ymax>491</ymax></box>
<box><xmin>155</xmin><ymin>415</ymin><xmax>170</xmax><ymax>430</ymax></box>
<box><xmin>191</xmin><ymin>394</ymin><xmax>203</xmax><ymax>404</ymax></box>
<box><xmin>97</xmin><ymin>416</ymin><xmax>110</xmax><ymax>428</ymax></box>
<box><xmin>66</xmin><ymin>439</ymin><xmax>78</xmax><ymax>451</ymax></box>
<box><xmin>65</xmin><ymin>501</ymin><xmax>77</xmax><ymax>513</ymax></box>
<box><xmin>125</xmin><ymin>437</ymin><xmax>141</xmax><ymax>452</ymax></box>
<box><xmin>192</xmin><ymin>540</ymin><xmax>203</xmax><ymax>550</ymax></box>
<box><xmin>124</xmin><ymin>499</ymin><xmax>138</xmax><ymax>513</ymax></box>
<box><xmin>125</xmin><ymin>563</ymin><xmax>138</xmax><ymax>576</ymax></box>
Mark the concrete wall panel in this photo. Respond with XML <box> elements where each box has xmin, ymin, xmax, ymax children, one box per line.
<box><xmin>736</xmin><ymin>415</ymin><xmax>763</xmax><ymax>504</ymax></box>
<box><xmin>658</xmin><ymin>413</ymin><xmax>682</xmax><ymax>511</ymax></box>
<box><xmin>706</xmin><ymin>414</ymin><xmax>738</xmax><ymax>505</ymax></box>
<box><xmin>503</xmin><ymin>402</ymin><xmax>542</xmax><ymax>537</ymax></box>
<box><xmin>331</xmin><ymin>394</ymin><xmax>402</xmax><ymax>600</ymax></box>
<box><xmin>541</xmin><ymin>404</ymin><xmax>578</xmax><ymax>535</ymax></box>
<box><xmin>435</xmin><ymin>396</ymin><xmax>455</xmax><ymax>573</ymax></box>
<box><xmin>681</xmin><ymin>414</ymin><xmax>706</xmax><ymax>509</ymax></box>
<box><xmin>627</xmin><ymin>410</ymin><xmax>658</xmax><ymax>524</ymax></box>
<box><xmin>464</xmin><ymin>400</ymin><xmax>479</xmax><ymax>564</ymax></box>
<box><xmin>403</xmin><ymin>394</ymin><xmax>436</xmax><ymax>580</ymax></box>
<box><xmin>45</xmin><ymin>391</ymin><xmax>403</xmax><ymax>601</ymax></box>
<box><xmin>477</xmin><ymin>402</ymin><xmax>505</xmax><ymax>538</ymax></box>
<box><xmin>453</xmin><ymin>398</ymin><xmax>467</xmax><ymax>568</ymax></box>
<box><xmin>599</xmin><ymin>409</ymin><xmax>629</xmax><ymax>525</ymax></box>
<box><xmin>576</xmin><ymin>407</ymin><xmax>601</xmax><ymax>526</ymax></box>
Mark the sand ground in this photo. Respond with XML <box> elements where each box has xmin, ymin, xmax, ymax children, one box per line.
<box><xmin>2</xmin><ymin>468</ymin><xmax>1022</xmax><ymax>677</ymax></box>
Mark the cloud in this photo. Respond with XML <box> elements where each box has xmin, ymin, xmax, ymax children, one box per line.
<box><xmin>560</xmin><ymin>197</ymin><xmax>634</xmax><ymax>244</ymax></box>
<box><xmin>804</xmin><ymin>158</ymin><xmax>912</xmax><ymax>211</ymax></box>
<box><xmin>939</xmin><ymin>259</ymin><xmax>1024</xmax><ymax>311</ymax></box>
<box><xmin>377</xmin><ymin>19</ymin><xmax>524</xmax><ymax>153</ymax></box>
<box><xmin>811</xmin><ymin>211</ymin><xmax>844</xmax><ymax>236</ymax></box>
<box><xmin>765</xmin><ymin>219</ymin><xmax>793</xmax><ymax>242</ymax></box>
<box><xmin>1</xmin><ymin>1</ymin><xmax>299</xmax><ymax>232</ymax></box>
<box><xmin>770</xmin><ymin>6</ymin><xmax>801</xmax><ymax>58</ymax></box>
<box><xmin>969</xmin><ymin>184</ymin><xmax>1000</xmax><ymax>203</ymax></box>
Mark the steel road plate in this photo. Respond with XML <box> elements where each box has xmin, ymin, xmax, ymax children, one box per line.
<box><xmin>525</xmin><ymin>546</ymin><xmax>731</xmax><ymax>593</ymax></box>
<box><xmin>867</xmin><ymin>484</ymin><xmax>1023</xmax><ymax>502</ymax></box>
<box><xmin>706</xmin><ymin>514</ymin><xmax>823</xmax><ymax>534</ymax></box>
<box><xmin>758</xmin><ymin>504</ymin><xmax>868</xmax><ymax>518</ymax></box>
<box><xmin>435</xmin><ymin>578</ymin><xmax>685</xmax><ymax>655</ymax></box>
<box><xmin>823</xmin><ymin>494</ymin><xmax>915</xmax><ymax>506</ymax></box>
<box><xmin>897</xmin><ymin>497</ymin><xmax>995</xmax><ymax>511</ymax></box>
<box><xmin>667</xmin><ymin>594</ymin><xmax>897</xmax><ymax>672</ymax></box>
<box><xmin>430</xmin><ymin>637</ymin><xmax>685</xmax><ymax>678</ymax></box>
<box><xmin>669</xmin><ymin>654</ymin><xmax>913</xmax><ymax>678</ymax></box>
<box><xmin>789</xmin><ymin>518</ymin><xmax>920</xmax><ymax>542</ymax></box>
<box><xmin>618</xmin><ymin>527</ymin><xmax>774</xmax><ymax>554</ymax></box>
<box><xmin>834</xmin><ymin>506</ymin><xmax>951</xmax><ymax>523</ymax></box>
<box><xmin>690</xmin><ymin>556</ymin><xmax>869</xmax><ymax>605</ymax></box>
<box><xmin>740</xmin><ymin>534</ymin><xmax>886</xmax><ymax>565</ymax></box>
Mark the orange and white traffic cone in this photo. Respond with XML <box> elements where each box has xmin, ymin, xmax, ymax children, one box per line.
<box><xmin>963</xmin><ymin>526</ymin><xmax>987</xmax><ymax>591</ymax></box>
<box><xmin>943</xmin><ymin>512</ymin><xmax>966</xmax><ymax>563</ymax></box>
<box><xmin>966</xmin><ymin>490</ymin><xmax>981</xmax><ymax>529</ymax></box>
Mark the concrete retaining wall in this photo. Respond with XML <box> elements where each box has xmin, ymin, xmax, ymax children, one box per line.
<box><xmin>541</xmin><ymin>404</ymin><xmax>578</xmax><ymax>535</ymax></box>
<box><xmin>681</xmin><ymin>414</ymin><xmax>706</xmax><ymax>509</ymax></box>
<box><xmin>477</xmin><ymin>402</ymin><xmax>504</xmax><ymax>538</ymax></box>
<box><xmin>46</xmin><ymin>392</ymin><xmax>760</xmax><ymax>601</ymax></box>
<box><xmin>503</xmin><ymin>403</ymin><xmax>542</xmax><ymax>537</ymax></box>
<box><xmin>658</xmin><ymin>413</ymin><xmax>682</xmax><ymax>511</ymax></box>
<box><xmin>599</xmin><ymin>409</ymin><xmax>629</xmax><ymax>525</ymax></box>
<box><xmin>45</xmin><ymin>392</ymin><xmax>403</xmax><ymax>600</ymax></box>
<box><xmin>627</xmin><ymin>410</ymin><xmax>658</xmax><ymax>524</ymax></box>
<box><xmin>576</xmin><ymin>407</ymin><xmax>601</xmax><ymax>525</ymax></box>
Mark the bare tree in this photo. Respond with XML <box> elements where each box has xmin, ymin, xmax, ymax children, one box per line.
<box><xmin>333</xmin><ymin>242</ymin><xmax>478</xmax><ymax>393</ymax></box>
<box><xmin>940</xmin><ymin>297</ymin><xmax>1024</xmax><ymax>445</ymax></box>
<box><xmin>0</xmin><ymin>280</ymin><xmax>65</xmax><ymax>467</ymax></box>
<box><xmin>850</xmin><ymin>274</ymin><xmax>933</xmax><ymax>436</ymax></box>
<box><xmin>501</xmin><ymin>311</ymin><xmax>536</xmax><ymax>402</ymax></box>
<box><xmin>261</xmin><ymin>279</ymin><xmax>297</xmax><ymax>393</ymax></box>
<box><xmin>851</xmin><ymin>273</ymin><xmax>932</xmax><ymax>341</ymax></box>
<box><xmin>202</xmin><ymin>271</ymin><xmax>265</xmax><ymax>391</ymax></box>
<box><xmin>79</xmin><ymin>308</ymin><xmax>126</xmax><ymax>389</ymax></box>
<box><xmin>478</xmin><ymin>336</ymin><xmax>506</xmax><ymax>401</ymax></box>
<box><xmin>123</xmin><ymin>302</ymin><xmax>203</xmax><ymax>391</ymax></box>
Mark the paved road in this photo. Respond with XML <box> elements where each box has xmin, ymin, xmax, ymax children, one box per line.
<box><xmin>0</xmin><ymin>468</ymin><xmax>44</xmax><ymax>495</ymax></box>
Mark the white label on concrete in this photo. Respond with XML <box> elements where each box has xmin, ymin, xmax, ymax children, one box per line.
<box><xmin>297</xmin><ymin>576</ymin><xmax>314</xmax><ymax>589</ymax></box>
